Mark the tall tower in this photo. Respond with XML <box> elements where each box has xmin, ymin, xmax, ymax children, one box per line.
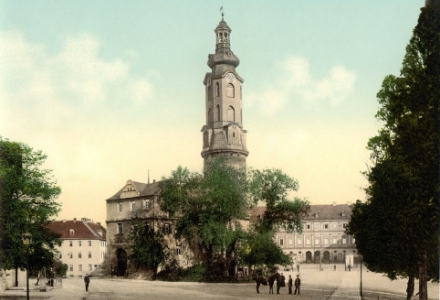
<box><xmin>201</xmin><ymin>15</ymin><xmax>249</xmax><ymax>169</ymax></box>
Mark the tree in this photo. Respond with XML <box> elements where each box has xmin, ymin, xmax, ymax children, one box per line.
<box><xmin>158</xmin><ymin>158</ymin><xmax>249</xmax><ymax>280</ymax></box>
<box><xmin>239</xmin><ymin>230</ymin><xmax>291</xmax><ymax>271</ymax></box>
<box><xmin>0</xmin><ymin>137</ymin><xmax>61</xmax><ymax>285</ymax></box>
<box><xmin>248</xmin><ymin>168</ymin><xmax>310</xmax><ymax>233</ymax></box>
<box><xmin>347</xmin><ymin>2</ymin><xmax>440</xmax><ymax>299</ymax></box>
<box><xmin>128</xmin><ymin>216</ymin><xmax>168</xmax><ymax>280</ymax></box>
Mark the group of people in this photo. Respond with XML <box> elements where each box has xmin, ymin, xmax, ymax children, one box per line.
<box><xmin>277</xmin><ymin>273</ymin><xmax>301</xmax><ymax>295</ymax></box>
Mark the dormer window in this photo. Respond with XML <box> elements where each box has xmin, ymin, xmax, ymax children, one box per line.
<box><xmin>69</xmin><ymin>229</ymin><xmax>75</xmax><ymax>236</ymax></box>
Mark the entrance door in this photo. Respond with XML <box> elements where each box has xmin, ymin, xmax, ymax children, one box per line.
<box><xmin>116</xmin><ymin>248</ymin><xmax>127</xmax><ymax>277</ymax></box>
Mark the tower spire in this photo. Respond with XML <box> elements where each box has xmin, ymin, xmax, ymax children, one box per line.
<box><xmin>220</xmin><ymin>6</ymin><xmax>224</xmax><ymax>21</ymax></box>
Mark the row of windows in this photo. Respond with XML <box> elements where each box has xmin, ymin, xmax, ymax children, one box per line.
<box><xmin>116</xmin><ymin>222</ymin><xmax>171</xmax><ymax>235</ymax></box>
<box><xmin>279</xmin><ymin>237</ymin><xmax>355</xmax><ymax>246</ymax></box>
<box><xmin>60</xmin><ymin>252</ymin><xmax>93</xmax><ymax>259</ymax></box>
<box><xmin>304</xmin><ymin>223</ymin><xmax>347</xmax><ymax>230</ymax></box>
<box><xmin>118</xmin><ymin>200</ymin><xmax>151</xmax><ymax>212</ymax></box>
<box><xmin>67</xmin><ymin>240</ymin><xmax>106</xmax><ymax>247</ymax></box>
<box><xmin>69</xmin><ymin>264</ymin><xmax>99</xmax><ymax>272</ymax></box>
<box><xmin>213</xmin><ymin>82</ymin><xmax>235</xmax><ymax>98</ymax></box>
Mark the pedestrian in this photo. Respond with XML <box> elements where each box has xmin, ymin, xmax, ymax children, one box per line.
<box><xmin>333</xmin><ymin>265</ymin><xmax>336</xmax><ymax>271</ymax></box>
<box><xmin>294</xmin><ymin>274</ymin><xmax>301</xmax><ymax>295</ymax></box>
<box><xmin>84</xmin><ymin>274</ymin><xmax>90</xmax><ymax>292</ymax></box>
<box><xmin>276</xmin><ymin>273</ymin><xmax>285</xmax><ymax>294</ymax></box>
<box><xmin>297</xmin><ymin>264</ymin><xmax>300</xmax><ymax>272</ymax></box>
<box><xmin>288</xmin><ymin>275</ymin><xmax>293</xmax><ymax>294</ymax></box>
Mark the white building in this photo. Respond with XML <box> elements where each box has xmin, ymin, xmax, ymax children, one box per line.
<box><xmin>49</xmin><ymin>218</ymin><xmax>107</xmax><ymax>277</ymax></box>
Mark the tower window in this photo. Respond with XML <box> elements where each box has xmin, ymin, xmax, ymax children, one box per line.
<box><xmin>118</xmin><ymin>223</ymin><xmax>123</xmax><ymax>234</ymax></box>
<box><xmin>227</xmin><ymin>83</ymin><xmax>235</xmax><ymax>98</ymax></box>
<box><xmin>227</xmin><ymin>106</ymin><xmax>235</xmax><ymax>122</ymax></box>
<box><xmin>216</xmin><ymin>82</ymin><xmax>220</xmax><ymax>97</ymax></box>
<box><xmin>216</xmin><ymin>105</ymin><xmax>220</xmax><ymax>121</ymax></box>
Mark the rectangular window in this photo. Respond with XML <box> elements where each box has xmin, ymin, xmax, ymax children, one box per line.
<box><xmin>306</xmin><ymin>239</ymin><xmax>311</xmax><ymax>245</ymax></box>
<box><xmin>89</xmin><ymin>264</ymin><xmax>92</xmax><ymax>271</ymax></box>
<box><xmin>176</xmin><ymin>247</ymin><xmax>181</xmax><ymax>255</ymax></box>
<box><xmin>69</xmin><ymin>265</ymin><xmax>73</xmax><ymax>271</ymax></box>
<box><xmin>69</xmin><ymin>241</ymin><xmax>72</xmax><ymax>247</ymax></box>
<box><xmin>163</xmin><ymin>223</ymin><xmax>170</xmax><ymax>234</ymax></box>
<box><xmin>131</xmin><ymin>201</ymin><xmax>136</xmax><ymax>211</ymax></box>
<box><xmin>279</xmin><ymin>239</ymin><xmax>284</xmax><ymax>246</ymax></box>
<box><xmin>332</xmin><ymin>237</ymin><xmax>337</xmax><ymax>245</ymax></box>
<box><xmin>342</xmin><ymin>238</ymin><xmax>347</xmax><ymax>244</ymax></box>
<box><xmin>78</xmin><ymin>241</ymin><xmax>82</xmax><ymax>247</ymax></box>
<box><xmin>352</xmin><ymin>238</ymin><xmax>356</xmax><ymax>244</ymax></box>
<box><xmin>315</xmin><ymin>238</ymin><xmax>320</xmax><ymax>245</ymax></box>
<box><xmin>324</xmin><ymin>238</ymin><xmax>329</xmax><ymax>245</ymax></box>
<box><xmin>118</xmin><ymin>202</ymin><xmax>123</xmax><ymax>212</ymax></box>
<box><xmin>343</xmin><ymin>223</ymin><xmax>347</xmax><ymax>228</ymax></box>
<box><xmin>306</xmin><ymin>224</ymin><xmax>310</xmax><ymax>229</ymax></box>
<box><xmin>79</xmin><ymin>264</ymin><xmax>82</xmax><ymax>272</ymax></box>
<box><xmin>69</xmin><ymin>252</ymin><xmax>73</xmax><ymax>259</ymax></box>
<box><xmin>288</xmin><ymin>239</ymin><xmax>293</xmax><ymax>245</ymax></box>
<box><xmin>118</xmin><ymin>223</ymin><xmax>123</xmax><ymax>234</ymax></box>
<box><xmin>324</xmin><ymin>224</ymin><xmax>329</xmax><ymax>229</ymax></box>
<box><xmin>297</xmin><ymin>238</ymin><xmax>303</xmax><ymax>245</ymax></box>
<box><xmin>78</xmin><ymin>252</ymin><xmax>82</xmax><ymax>258</ymax></box>
<box><xmin>88</xmin><ymin>241</ymin><xmax>92</xmax><ymax>246</ymax></box>
<box><xmin>88</xmin><ymin>252</ymin><xmax>92</xmax><ymax>258</ymax></box>
<box><xmin>59</xmin><ymin>253</ymin><xmax>62</xmax><ymax>259</ymax></box>
<box><xmin>145</xmin><ymin>199</ymin><xmax>151</xmax><ymax>210</ymax></box>
<box><xmin>333</xmin><ymin>223</ymin><xmax>337</xmax><ymax>228</ymax></box>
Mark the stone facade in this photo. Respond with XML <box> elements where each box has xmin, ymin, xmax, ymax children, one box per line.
<box><xmin>251</xmin><ymin>204</ymin><xmax>357</xmax><ymax>267</ymax></box>
<box><xmin>105</xmin><ymin>180</ymin><xmax>192</xmax><ymax>276</ymax></box>
<box><xmin>201</xmin><ymin>17</ymin><xmax>249</xmax><ymax>170</ymax></box>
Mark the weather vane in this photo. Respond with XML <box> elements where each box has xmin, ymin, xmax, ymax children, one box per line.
<box><xmin>220</xmin><ymin>6</ymin><xmax>224</xmax><ymax>20</ymax></box>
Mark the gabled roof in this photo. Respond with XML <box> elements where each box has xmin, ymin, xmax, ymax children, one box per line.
<box><xmin>48</xmin><ymin>219</ymin><xmax>106</xmax><ymax>240</ymax></box>
<box><xmin>107</xmin><ymin>180</ymin><xmax>161</xmax><ymax>201</ymax></box>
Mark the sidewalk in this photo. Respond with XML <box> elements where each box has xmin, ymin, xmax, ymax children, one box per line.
<box><xmin>0</xmin><ymin>278</ymin><xmax>88</xmax><ymax>300</ymax></box>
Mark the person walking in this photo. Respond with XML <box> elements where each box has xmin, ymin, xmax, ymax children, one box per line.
<box><xmin>84</xmin><ymin>274</ymin><xmax>90</xmax><ymax>292</ymax></box>
<box><xmin>288</xmin><ymin>275</ymin><xmax>293</xmax><ymax>294</ymax></box>
<box><xmin>293</xmin><ymin>275</ymin><xmax>301</xmax><ymax>295</ymax></box>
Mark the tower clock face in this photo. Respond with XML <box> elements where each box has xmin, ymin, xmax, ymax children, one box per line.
<box><xmin>226</xmin><ymin>73</ymin><xmax>235</xmax><ymax>83</ymax></box>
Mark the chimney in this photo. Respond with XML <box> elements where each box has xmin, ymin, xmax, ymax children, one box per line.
<box><xmin>73</xmin><ymin>218</ymin><xmax>77</xmax><ymax>223</ymax></box>
<box><xmin>332</xmin><ymin>202</ymin><xmax>337</xmax><ymax>206</ymax></box>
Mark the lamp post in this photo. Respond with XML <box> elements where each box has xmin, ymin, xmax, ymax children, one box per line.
<box><xmin>22</xmin><ymin>233</ymin><xmax>32</xmax><ymax>300</ymax></box>
<box><xmin>359</xmin><ymin>254</ymin><xmax>363</xmax><ymax>299</ymax></box>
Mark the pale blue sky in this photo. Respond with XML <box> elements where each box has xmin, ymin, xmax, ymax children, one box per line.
<box><xmin>0</xmin><ymin>1</ymin><xmax>423</xmax><ymax>224</ymax></box>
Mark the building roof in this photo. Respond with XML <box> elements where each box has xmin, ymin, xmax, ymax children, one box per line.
<box><xmin>248</xmin><ymin>204</ymin><xmax>352</xmax><ymax>222</ymax></box>
<box><xmin>48</xmin><ymin>218</ymin><xmax>106</xmax><ymax>240</ymax></box>
<box><xmin>107</xmin><ymin>180</ymin><xmax>161</xmax><ymax>201</ymax></box>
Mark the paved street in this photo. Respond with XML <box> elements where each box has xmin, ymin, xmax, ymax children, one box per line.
<box><xmin>1</xmin><ymin>264</ymin><xmax>438</xmax><ymax>300</ymax></box>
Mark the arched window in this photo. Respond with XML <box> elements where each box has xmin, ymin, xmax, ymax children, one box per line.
<box><xmin>216</xmin><ymin>105</ymin><xmax>220</xmax><ymax>121</ymax></box>
<box><xmin>216</xmin><ymin>82</ymin><xmax>220</xmax><ymax>97</ymax></box>
<box><xmin>227</xmin><ymin>83</ymin><xmax>235</xmax><ymax>98</ymax></box>
<box><xmin>227</xmin><ymin>106</ymin><xmax>235</xmax><ymax>122</ymax></box>
<box><xmin>208</xmin><ymin>108</ymin><xmax>213</xmax><ymax>124</ymax></box>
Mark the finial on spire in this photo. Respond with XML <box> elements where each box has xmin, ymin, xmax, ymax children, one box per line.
<box><xmin>220</xmin><ymin>6</ymin><xmax>224</xmax><ymax>20</ymax></box>
<box><xmin>148</xmin><ymin>170</ymin><xmax>150</xmax><ymax>184</ymax></box>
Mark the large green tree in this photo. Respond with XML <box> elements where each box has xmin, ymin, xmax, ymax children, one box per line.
<box><xmin>348</xmin><ymin>2</ymin><xmax>440</xmax><ymax>299</ymax></box>
<box><xmin>0</xmin><ymin>137</ymin><xmax>61</xmax><ymax>285</ymax></box>
<box><xmin>248</xmin><ymin>168</ymin><xmax>310</xmax><ymax>233</ymax></box>
<box><xmin>158</xmin><ymin>158</ymin><xmax>249</xmax><ymax>280</ymax></box>
<box><xmin>128</xmin><ymin>216</ymin><xmax>168</xmax><ymax>280</ymax></box>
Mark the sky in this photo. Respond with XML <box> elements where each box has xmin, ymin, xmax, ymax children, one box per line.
<box><xmin>0</xmin><ymin>1</ymin><xmax>424</xmax><ymax>226</ymax></box>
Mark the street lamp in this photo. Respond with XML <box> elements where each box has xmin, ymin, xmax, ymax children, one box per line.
<box><xmin>22</xmin><ymin>233</ymin><xmax>32</xmax><ymax>300</ymax></box>
<box><xmin>359</xmin><ymin>253</ymin><xmax>363</xmax><ymax>299</ymax></box>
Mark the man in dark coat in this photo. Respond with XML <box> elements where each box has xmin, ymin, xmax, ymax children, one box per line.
<box><xmin>288</xmin><ymin>275</ymin><xmax>293</xmax><ymax>294</ymax></box>
<box><xmin>276</xmin><ymin>273</ymin><xmax>285</xmax><ymax>294</ymax></box>
<box><xmin>294</xmin><ymin>275</ymin><xmax>301</xmax><ymax>295</ymax></box>
<box><xmin>84</xmin><ymin>274</ymin><xmax>90</xmax><ymax>292</ymax></box>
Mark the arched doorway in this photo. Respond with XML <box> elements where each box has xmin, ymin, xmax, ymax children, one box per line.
<box><xmin>314</xmin><ymin>251</ymin><xmax>321</xmax><ymax>264</ymax></box>
<box><xmin>116</xmin><ymin>248</ymin><xmax>127</xmax><ymax>277</ymax></box>
<box><xmin>305</xmin><ymin>251</ymin><xmax>312</xmax><ymax>263</ymax></box>
<box><xmin>323</xmin><ymin>251</ymin><xmax>330</xmax><ymax>263</ymax></box>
